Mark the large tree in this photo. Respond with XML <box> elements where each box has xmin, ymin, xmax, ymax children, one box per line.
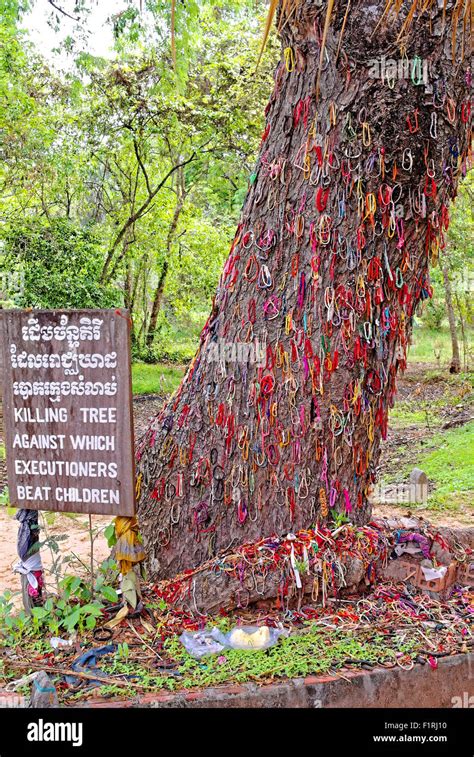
<box><xmin>137</xmin><ymin>0</ymin><xmax>471</xmax><ymax>581</ymax></box>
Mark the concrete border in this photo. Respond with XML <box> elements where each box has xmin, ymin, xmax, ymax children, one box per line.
<box><xmin>64</xmin><ymin>652</ymin><xmax>473</xmax><ymax>709</ymax></box>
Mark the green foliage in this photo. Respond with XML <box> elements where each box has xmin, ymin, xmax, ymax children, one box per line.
<box><xmin>0</xmin><ymin>1</ymin><xmax>470</xmax><ymax>368</ymax></box>
<box><xmin>117</xmin><ymin>641</ymin><xmax>130</xmax><ymax>660</ymax></box>
<box><xmin>60</xmin><ymin>560</ymin><xmax>119</xmax><ymax>606</ymax></box>
<box><xmin>0</xmin><ymin>557</ymin><xmax>119</xmax><ymax>645</ymax></box>
<box><xmin>330</xmin><ymin>510</ymin><xmax>350</xmax><ymax>528</ymax></box>
<box><xmin>0</xmin><ymin>1</ymin><xmax>276</xmax><ymax>359</ymax></box>
<box><xmin>79</xmin><ymin>620</ymin><xmax>422</xmax><ymax>698</ymax></box>
<box><xmin>30</xmin><ymin>596</ymin><xmax>102</xmax><ymax>635</ymax></box>
<box><xmin>416</xmin><ymin>174</ymin><xmax>474</xmax><ymax>362</ymax></box>
<box><xmin>104</xmin><ymin>523</ymin><xmax>117</xmax><ymax>549</ymax></box>
<box><xmin>421</xmin><ymin>299</ymin><xmax>446</xmax><ymax>330</ymax></box>
<box><xmin>447</xmin><ymin>174</ymin><xmax>474</xmax><ymax>278</ymax></box>
<box><xmin>0</xmin><ymin>220</ymin><xmax>121</xmax><ymax>309</ymax></box>
<box><xmin>160</xmin><ymin>625</ymin><xmax>420</xmax><ymax>689</ymax></box>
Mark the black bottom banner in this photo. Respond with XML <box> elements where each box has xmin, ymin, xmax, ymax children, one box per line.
<box><xmin>0</xmin><ymin>707</ymin><xmax>471</xmax><ymax>756</ymax></box>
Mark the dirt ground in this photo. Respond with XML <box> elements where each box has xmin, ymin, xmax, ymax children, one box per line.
<box><xmin>0</xmin><ymin>366</ymin><xmax>472</xmax><ymax>597</ymax></box>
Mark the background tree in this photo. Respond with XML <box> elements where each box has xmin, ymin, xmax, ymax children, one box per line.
<box><xmin>136</xmin><ymin>0</ymin><xmax>472</xmax><ymax>583</ymax></box>
<box><xmin>417</xmin><ymin>173</ymin><xmax>473</xmax><ymax>372</ymax></box>
<box><xmin>0</xmin><ymin>220</ymin><xmax>120</xmax><ymax>308</ymax></box>
<box><xmin>440</xmin><ymin>249</ymin><xmax>461</xmax><ymax>373</ymax></box>
<box><xmin>0</xmin><ymin>0</ymin><xmax>275</xmax><ymax>355</ymax></box>
<box><xmin>444</xmin><ymin>174</ymin><xmax>474</xmax><ymax>371</ymax></box>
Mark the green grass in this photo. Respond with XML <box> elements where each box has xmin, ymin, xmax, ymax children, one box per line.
<box><xmin>408</xmin><ymin>324</ymin><xmax>472</xmax><ymax>365</ymax></box>
<box><xmin>408</xmin><ymin>326</ymin><xmax>451</xmax><ymax>363</ymax></box>
<box><xmin>420</xmin><ymin>369</ymin><xmax>474</xmax><ymax>389</ymax></box>
<box><xmin>389</xmin><ymin>407</ymin><xmax>435</xmax><ymax>429</ymax></box>
<box><xmin>95</xmin><ymin>623</ymin><xmax>421</xmax><ymax>695</ymax></box>
<box><xmin>132</xmin><ymin>362</ymin><xmax>185</xmax><ymax>395</ymax></box>
<box><xmin>388</xmin><ymin>392</ymin><xmax>471</xmax><ymax>429</ymax></box>
<box><xmin>416</xmin><ymin>422</ymin><xmax>474</xmax><ymax>509</ymax></box>
<box><xmin>383</xmin><ymin>422</ymin><xmax>474</xmax><ymax>512</ymax></box>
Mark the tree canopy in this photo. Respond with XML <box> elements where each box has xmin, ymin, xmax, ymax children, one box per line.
<box><xmin>0</xmin><ymin>0</ymin><xmax>277</xmax><ymax>356</ymax></box>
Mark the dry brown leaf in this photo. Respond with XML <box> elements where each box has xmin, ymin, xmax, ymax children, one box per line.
<box><xmin>104</xmin><ymin>604</ymin><xmax>129</xmax><ymax>629</ymax></box>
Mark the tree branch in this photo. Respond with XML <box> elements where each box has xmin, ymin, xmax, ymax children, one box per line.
<box><xmin>47</xmin><ymin>0</ymin><xmax>80</xmax><ymax>22</ymax></box>
<box><xmin>100</xmin><ymin>151</ymin><xmax>198</xmax><ymax>283</ymax></box>
<box><xmin>133</xmin><ymin>137</ymin><xmax>152</xmax><ymax>197</ymax></box>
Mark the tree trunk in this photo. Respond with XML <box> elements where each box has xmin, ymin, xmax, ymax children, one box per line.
<box><xmin>136</xmin><ymin>0</ymin><xmax>471</xmax><ymax>583</ymax></box>
<box><xmin>124</xmin><ymin>259</ymin><xmax>132</xmax><ymax>311</ymax></box>
<box><xmin>146</xmin><ymin>260</ymin><xmax>169</xmax><ymax>348</ymax></box>
<box><xmin>146</xmin><ymin>173</ymin><xmax>187</xmax><ymax>348</ymax></box>
<box><xmin>440</xmin><ymin>252</ymin><xmax>461</xmax><ymax>373</ymax></box>
<box><xmin>454</xmin><ymin>290</ymin><xmax>468</xmax><ymax>372</ymax></box>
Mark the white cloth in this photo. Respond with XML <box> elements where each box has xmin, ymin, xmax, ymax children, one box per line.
<box><xmin>5</xmin><ymin>672</ymin><xmax>41</xmax><ymax>692</ymax></box>
<box><xmin>420</xmin><ymin>564</ymin><xmax>447</xmax><ymax>581</ymax></box>
<box><xmin>394</xmin><ymin>543</ymin><xmax>421</xmax><ymax>556</ymax></box>
<box><xmin>14</xmin><ymin>553</ymin><xmax>43</xmax><ymax>589</ymax></box>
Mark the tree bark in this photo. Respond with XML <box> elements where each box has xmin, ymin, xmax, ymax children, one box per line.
<box><xmin>440</xmin><ymin>251</ymin><xmax>461</xmax><ymax>373</ymax></box>
<box><xmin>146</xmin><ymin>261</ymin><xmax>169</xmax><ymax>348</ymax></box>
<box><xmin>146</xmin><ymin>174</ymin><xmax>187</xmax><ymax>348</ymax></box>
<box><xmin>454</xmin><ymin>290</ymin><xmax>468</xmax><ymax>372</ymax></box>
<box><xmin>136</xmin><ymin>0</ymin><xmax>471</xmax><ymax>583</ymax></box>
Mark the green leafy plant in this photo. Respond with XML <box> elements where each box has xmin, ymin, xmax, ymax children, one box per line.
<box><xmin>294</xmin><ymin>559</ymin><xmax>309</xmax><ymax>576</ymax></box>
<box><xmin>0</xmin><ymin>554</ymin><xmax>120</xmax><ymax>644</ymax></box>
<box><xmin>1</xmin><ymin>220</ymin><xmax>121</xmax><ymax>310</ymax></box>
<box><xmin>104</xmin><ymin>523</ymin><xmax>117</xmax><ymax>549</ymax></box>
<box><xmin>330</xmin><ymin>510</ymin><xmax>350</xmax><ymax>529</ymax></box>
<box><xmin>0</xmin><ymin>592</ymin><xmax>33</xmax><ymax>645</ymax></box>
<box><xmin>60</xmin><ymin>560</ymin><xmax>119</xmax><ymax>606</ymax></box>
<box><xmin>117</xmin><ymin>642</ymin><xmax>130</xmax><ymax>660</ymax></box>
